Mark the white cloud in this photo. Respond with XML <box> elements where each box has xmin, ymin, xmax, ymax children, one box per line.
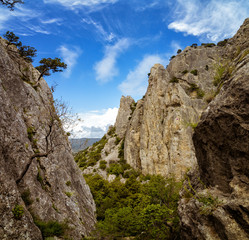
<box><xmin>58</xmin><ymin>45</ymin><xmax>81</xmax><ymax>78</ymax></box>
<box><xmin>118</xmin><ymin>54</ymin><xmax>167</xmax><ymax>97</ymax></box>
<box><xmin>82</xmin><ymin>17</ymin><xmax>116</xmax><ymax>42</ymax></box>
<box><xmin>43</xmin><ymin>0</ymin><xmax>118</xmax><ymax>8</ymax></box>
<box><xmin>94</xmin><ymin>38</ymin><xmax>131</xmax><ymax>83</ymax></box>
<box><xmin>67</xmin><ymin>107</ymin><xmax>119</xmax><ymax>138</ymax></box>
<box><xmin>168</xmin><ymin>0</ymin><xmax>249</xmax><ymax>41</ymax></box>
<box><xmin>41</xmin><ymin>18</ymin><xmax>62</xmax><ymax>24</ymax></box>
<box><xmin>0</xmin><ymin>6</ymin><xmax>39</xmax><ymax>30</ymax></box>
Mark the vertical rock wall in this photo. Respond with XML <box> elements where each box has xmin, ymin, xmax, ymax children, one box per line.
<box><xmin>0</xmin><ymin>38</ymin><xmax>96</xmax><ymax>239</ymax></box>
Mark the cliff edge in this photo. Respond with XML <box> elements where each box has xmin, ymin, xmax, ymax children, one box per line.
<box><xmin>0</xmin><ymin>38</ymin><xmax>96</xmax><ymax>239</ymax></box>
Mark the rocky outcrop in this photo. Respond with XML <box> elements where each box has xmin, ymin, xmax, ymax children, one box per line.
<box><xmin>179</xmin><ymin>18</ymin><xmax>249</xmax><ymax>239</ymax></box>
<box><xmin>115</xmin><ymin>96</ymin><xmax>135</xmax><ymax>138</ymax></box>
<box><xmin>0</xmin><ymin>38</ymin><xmax>96</xmax><ymax>239</ymax></box>
<box><xmin>124</xmin><ymin>43</ymin><xmax>223</xmax><ymax>178</ymax></box>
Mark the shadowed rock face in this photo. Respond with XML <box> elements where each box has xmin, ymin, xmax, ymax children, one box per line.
<box><xmin>0</xmin><ymin>38</ymin><xmax>96</xmax><ymax>239</ymax></box>
<box><xmin>179</xmin><ymin>18</ymin><xmax>249</xmax><ymax>240</ymax></box>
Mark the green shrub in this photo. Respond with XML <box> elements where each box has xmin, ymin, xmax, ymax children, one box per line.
<box><xmin>170</xmin><ymin>77</ymin><xmax>179</xmax><ymax>83</ymax></box>
<box><xmin>65</xmin><ymin>181</ymin><xmax>71</xmax><ymax>186</ymax></box>
<box><xmin>107</xmin><ymin>163</ymin><xmax>124</xmax><ymax>176</ymax></box>
<box><xmin>99</xmin><ymin>160</ymin><xmax>107</xmax><ymax>170</ymax></box>
<box><xmin>27</xmin><ymin>126</ymin><xmax>35</xmax><ymax>141</ymax></box>
<box><xmin>85</xmin><ymin>173</ymin><xmax>182</xmax><ymax>239</ymax></box>
<box><xmin>34</xmin><ymin>219</ymin><xmax>68</xmax><ymax>238</ymax></box>
<box><xmin>107</xmin><ymin>127</ymin><xmax>116</xmax><ymax>136</ymax></box>
<box><xmin>177</xmin><ymin>49</ymin><xmax>182</xmax><ymax>54</ymax></box>
<box><xmin>182</xmin><ymin>69</ymin><xmax>188</xmax><ymax>74</ymax></box>
<box><xmin>21</xmin><ymin>189</ymin><xmax>33</xmax><ymax>206</ymax></box>
<box><xmin>65</xmin><ymin>192</ymin><xmax>72</xmax><ymax>198</ymax></box>
<box><xmin>190</xmin><ymin>69</ymin><xmax>198</xmax><ymax>76</ymax></box>
<box><xmin>191</xmin><ymin>43</ymin><xmax>197</xmax><ymax>48</ymax></box>
<box><xmin>12</xmin><ymin>205</ymin><xmax>24</xmax><ymax>220</ymax></box>
<box><xmin>170</xmin><ymin>55</ymin><xmax>175</xmax><ymax>61</ymax></box>
<box><xmin>74</xmin><ymin>135</ymin><xmax>108</xmax><ymax>170</ymax></box>
<box><xmin>197</xmin><ymin>88</ymin><xmax>205</xmax><ymax>98</ymax></box>
<box><xmin>217</xmin><ymin>39</ymin><xmax>228</xmax><ymax>47</ymax></box>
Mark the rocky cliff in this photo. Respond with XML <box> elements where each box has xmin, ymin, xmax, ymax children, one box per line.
<box><xmin>0</xmin><ymin>38</ymin><xmax>96</xmax><ymax>239</ymax></box>
<box><xmin>179</xmin><ymin>18</ymin><xmax>249</xmax><ymax>240</ymax></box>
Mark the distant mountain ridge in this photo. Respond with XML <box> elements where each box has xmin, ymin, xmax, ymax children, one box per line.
<box><xmin>70</xmin><ymin>138</ymin><xmax>101</xmax><ymax>152</ymax></box>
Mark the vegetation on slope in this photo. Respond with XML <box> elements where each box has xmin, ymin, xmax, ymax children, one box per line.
<box><xmin>84</xmin><ymin>172</ymin><xmax>182</xmax><ymax>239</ymax></box>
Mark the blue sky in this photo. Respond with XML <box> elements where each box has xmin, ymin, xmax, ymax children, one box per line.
<box><xmin>1</xmin><ymin>0</ymin><xmax>248</xmax><ymax>137</ymax></box>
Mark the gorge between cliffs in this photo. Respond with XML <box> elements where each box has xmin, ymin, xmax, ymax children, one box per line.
<box><xmin>0</xmin><ymin>15</ymin><xmax>249</xmax><ymax>240</ymax></box>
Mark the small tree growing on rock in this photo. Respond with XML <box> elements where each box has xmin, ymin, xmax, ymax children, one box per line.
<box><xmin>35</xmin><ymin>58</ymin><xmax>67</xmax><ymax>86</ymax></box>
<box><xmin>19</xmin><ymin>45</ymin><xmax>37</xmax><ymax>62</ymax></box>
<box><xmin>3</xmin><ymin>31</ymin><xmax>22</xmax><ymax>49</ymax></box>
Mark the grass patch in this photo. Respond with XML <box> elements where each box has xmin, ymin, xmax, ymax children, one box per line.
<box><xmin>12</xmin><ymin>205</ymin><xmax>24</xmax><ymax>220</ymax></box>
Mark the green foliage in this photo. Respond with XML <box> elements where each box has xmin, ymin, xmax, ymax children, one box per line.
<box><xmin>238</xmin><ymin>49</ymin><xmax>249</xmax><ymax>63</ymax></box>
<box><xmin>130</xmin><ymin>102</ymin><xmax>137</xmax><ymax>115</ymax></box>
<box><xmin>27</xmin><ymin>126</ymin><xmax>35</xmax><ymax>141</ymax></box>
<box><xmin>191</xmin><ymin>43</ymin><xmax>197</xmax><ymax>48</ymax></box>
<box><xmin>21</xmin><ymin>189</ymin><xmax>33</xmax><ymax>206</ymax></box>
<box><xmin>188</xmin><ymin>83</ymin><xmax>205</xmax><ymax>98</ymax></box>
<box><xmin>107</xmin><ymin>126</ymin><xmax>116</xmax><ymax>136</ymax></box>
<box><xmin>177</xmin><ymin>49</ymin><xmax>182</xmax><ymax>54</ymax></box>
<box><xmin>118</xmin><ymin>139</ymin><xmax>125</xmax><ymax>161</ymax></box>
<box><xmin>170</xmin><ymin>76</ymin><xmax>179</xmax><ymax>83</ymax></box>
<box><xmin>12</xmin><ymin>205</ymin><xmax>24</xmax><ymax>220</ymax></box>
<box><xmin>170</xmin><ymin>55</ymin><xmax>175</xmax><ymax>61</ymax></box>
<box><xmin>107</xmin><ymin>163</ymin><xmax>124</xmax><ymax>176</ymax></box>
<box><xmin>201</xmin><ymin>43</ymin><xmax>216</xmax><ymax>47</ymax></box>
<box><xmin>0</xmin><ymin>0</ymin><xmax>23</xmax><ymax>10</ymax></box>
<box><xmin>19</xmin><ymin>45</ymin><xmax>37</xmax><ymax>62</ymax></box>
<box><xmin>85</xmin><ymin>173</ymin><xmax>182</xmax><ymax>239</ymax></box>
<box><xmin>99</xmin><ymin>160</ymin><xmax>107</xmax><ymax>170</ymax></box>
<box><xmin>34</xmin><ymin>218</ymin><xmax>68</xmax><ymax>238</ymax></box>
<box><xmin>115</xmin><ymin>136</ymin><xmax>121</xmax><ymax>145</ymax></box>
<box><xmin>65</xmin><ymin>181</ymin><xmax>71</xmax><ymax>186</ymax></box>
<box><xmin>65</xmin><ymin>192</ymin><xmax>72</xmax><ymax>198</ymax></box>
<box><xmin>182</xmin><ymin>69</ymin><xmax>188</xmax><ymax>74</ymax></box>
<box><xmin>217</xmin><ymin>39</ymin><xmax>228</xmax><ymax>47</ymax></box>
<box><xmin>198</xmin><ymin>194</ymin><xmax>221</xmax><ymax>215</ymax></box>
<box><xmin>190</xmin><ymin>69</ymin><xmax>198</xmax><ymax>76</ymax></box>
<box><xmin>74</xmin><ymin>135</ymin><xmax>108</xmax><ymax>170</ymax></box>
<box><xmin>36</xmin><ymin>57</ymin><xmax>67</xmax><ymax>81</ymax></box>
<box><xmin>186</xmin><ymin>121</ymin><xmax>198</xmax><ymax>129</ymax></box>
<box><xmin>3</xmin><ymin>31</ymin><xmax>21</xmax><ymax>48</ymax></box>
<box><xmin>213</xmin><ymin>62</ymin><xmax>226</xmax><ymax>86</ymax></box>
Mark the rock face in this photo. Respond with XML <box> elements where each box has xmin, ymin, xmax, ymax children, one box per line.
<box><xmin>0</xmin><ymin>38</ymin><xmax>96</xmax><ymax>239</ymax></box>
<box><xmin>124</xmin><ymin>44</ymin><xmax>222</xmax><ymax>178</ymax></box>
<box><xmin>179</xmin><ymin>18</ymin><xmax>249</xmax><ymax>239</ymax></box>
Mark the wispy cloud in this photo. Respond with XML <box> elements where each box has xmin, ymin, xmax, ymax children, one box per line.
<box><xmin>82</xmin><ymin>17</ymin><xmax>116</xmax><ymax>42</ymax></box>
<box><xmin>94</xmin><ymin>38</ymin><xmax>131</xmax><ymax>83</ymax></box>
<box><xmin>135</xmin><ymin>0</ymin><xmax>160</xmax><ymax>11</ymax></box>
<box><xmin>0</xmin><ymin>6</ymin><xmax>40</xmax><ymax>30</ymax></box>
<box><xmin>41</xmin><ymin>18</ymin><xmax>62</xmax><ymax>25</ymax></box>
<box><xmin>118</xmin><ymin>54</ymin><xmax>167</xmax><ymax>97</ymax></box>
<box><xmin>28</xmin><ymin>25</ymin><xmax>51</xmax><ymax>35</ymax></box>
<box><xmin>67</xmin><ymin>107</ymin><xmax>119</xmax><ymax>138</ymax></box>
<box><xmin>43</xmin><ymin>0</ymin><xmax>118</xmax><ymax>8</ymax></box>
<box><xmin>168</xmin><ymin>0</ymin><xmax>249</xmax><ymax>41</ymax></box>
<box><xmin>58</xmin><ymin>45</ymin><xmax>81</xmax><ymax>78</ymax></box>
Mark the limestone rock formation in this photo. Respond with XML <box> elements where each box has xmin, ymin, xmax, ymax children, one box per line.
<box><xmin>124</xmin><ymin>44</ymin><xmax>221</xmax><ymax>178</ymax></box>
<box><xmin>0</xmin><ymin>38</ymin><xmax>96</xmax><ymax>239</ymax></box>
<box><xmin>115</xmin><ymin>95</ymin><xmax>135</xmax><ymax>138</ymax></box>
<box><xmin>179</xmin><ymin>18</ymin><xmax>249</xmax><ymax>239</ymax></box>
